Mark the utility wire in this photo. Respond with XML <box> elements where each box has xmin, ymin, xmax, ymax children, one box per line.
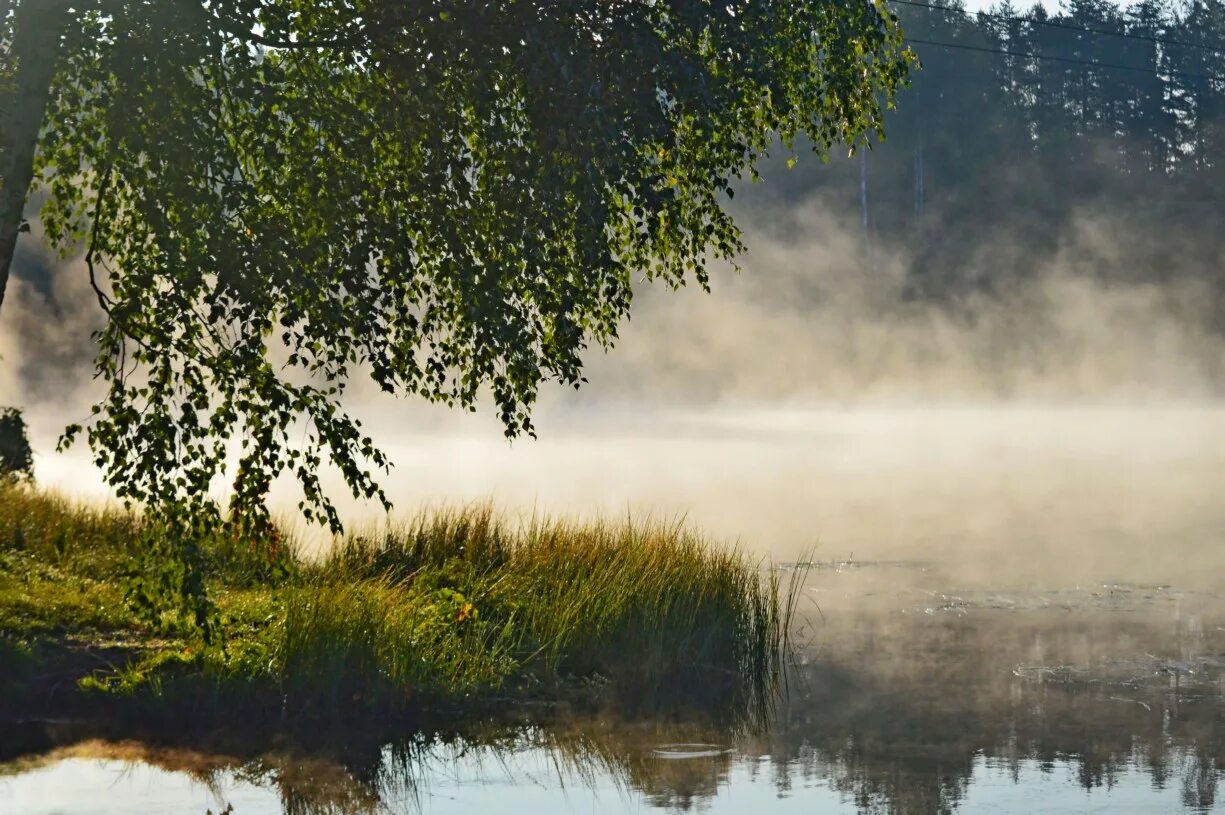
<box><xmin>906</xmin><ymin>36</ymin><xmax>1225</xmax><ymax>84</ymax></box>
<box><xmin>893</xmin><ymin>0</ymin><xmax>1225</xmax><ymax>56</ymax></box>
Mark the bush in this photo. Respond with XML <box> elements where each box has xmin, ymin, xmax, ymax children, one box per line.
<box><xmin>0</xmin><ymin>408</ymin><xmax>33</xmax><ymax>483</ymax></box>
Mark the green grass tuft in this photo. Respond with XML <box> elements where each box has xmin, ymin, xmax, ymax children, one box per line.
<box><xmin>0</xmin><ymin>485</ymin><xmax>794</xmax><ymax>722</ymax></box>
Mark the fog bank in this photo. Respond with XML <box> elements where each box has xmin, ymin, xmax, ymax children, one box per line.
<box><xmin>3</xmin><ymin>184</ymin><xmax>1224</xmax><ymax>587</ymax></box>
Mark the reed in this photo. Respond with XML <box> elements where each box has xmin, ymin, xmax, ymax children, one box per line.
<box><xmin>0</xmin><ymin>485</ymin><xmax>794</xmax><ymax>719</ymax></box>
<box><xmin>315</xmin><ymin>506</ymin><xmax>789</xmax><ymax>710</ymax></box>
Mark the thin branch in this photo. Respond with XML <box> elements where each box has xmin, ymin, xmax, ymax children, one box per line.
<box><xmin>85</xmin><ymin>163</ymin><xmax>115</xmax><ymax>315</ymax></box>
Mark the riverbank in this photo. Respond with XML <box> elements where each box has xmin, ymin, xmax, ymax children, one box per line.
<box><xmin>0</xmin><ymin>485</ymin><xmax>791</xmax><ymax>733</ymax></box>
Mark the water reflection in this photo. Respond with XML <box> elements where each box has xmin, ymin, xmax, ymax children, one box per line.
<box><xmin>776</xmin><ymin>606</ymin><xmax>1225</xmax><ymax>811</ymax></box>
<box><xmin>5</xmin><ymin>565</ymin><xmax>1224</xmax><ymax>813</ymax></box>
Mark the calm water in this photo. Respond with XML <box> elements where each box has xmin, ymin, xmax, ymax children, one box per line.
<box><xmin>7</xmin><ymin>407</ymin><xmax>1225</xmax><ymax>813</ymax></box>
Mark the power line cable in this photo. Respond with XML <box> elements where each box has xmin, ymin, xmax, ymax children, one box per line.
<box><xmin>906</xmin><ymin>36</ymin><xmax>1225</xmax><ymax>84</ymax></box>
<box><xmin>893</xmin><ymin>0</ymin><xmax>1225</xmax><ymax>57</ymax></box>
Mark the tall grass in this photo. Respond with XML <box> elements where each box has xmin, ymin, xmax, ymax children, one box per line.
<box><xmin>0</xmin><ymin>485</ymin><xmax>795</xmax><ymax>719</ymax></box>
<box><xmin>0</xmin><ymin>484</ymin><xmax>297</xmax><ymax>587</ymax></box>
<box><xmin>314</xmin><ymin>506</ymin><xmax>791</xmax><ymax>711</ymax></box>
<box><xmin>0</xmin><ymin>486</ymin><xmax>139</xmax><ymax>578</ymax></box>
<box><xmin>278</xmin><ymin>577</ymin><xmax>515</xmax><ymax>712</ymax></box>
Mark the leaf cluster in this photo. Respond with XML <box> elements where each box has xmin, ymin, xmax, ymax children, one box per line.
<box><xmin>30</xmin><ymin>0</ymin><xmax>910</xmax><ymax>537</ymax></box>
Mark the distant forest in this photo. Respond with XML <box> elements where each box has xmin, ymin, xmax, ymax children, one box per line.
<box><xmin>765</xmin><ymin>0</ymin><xmax>1225</xmax><ymax>301</ymax></box>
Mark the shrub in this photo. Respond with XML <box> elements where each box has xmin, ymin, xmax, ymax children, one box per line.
<box><xmin>0</xmin><ymin>408</ymin><xmax>33</xmax><ymax>483</ymax></box>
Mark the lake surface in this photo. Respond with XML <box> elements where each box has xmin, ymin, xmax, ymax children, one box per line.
<box><xmin>8</xmin><ymin>406</ymin><xmax>1225</xmax><ymax>813</ymax></box>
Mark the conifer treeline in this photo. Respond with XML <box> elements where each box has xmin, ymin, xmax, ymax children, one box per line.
<box><xmin>771</xmin><ymin>0</ymin><xmax>1225</xmax><ymax>298</ymax></box>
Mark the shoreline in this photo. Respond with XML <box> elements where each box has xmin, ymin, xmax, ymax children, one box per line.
<box><xmin>1</xmin><ymin>485</ymin><xmax>790</xmax><ymax>750</ymax></box>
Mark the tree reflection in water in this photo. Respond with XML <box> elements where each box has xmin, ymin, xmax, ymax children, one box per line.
<box><xmin>6</xmin><ymin>579</ymin><xmax>1225</xmax><ymax>814</ymax></box>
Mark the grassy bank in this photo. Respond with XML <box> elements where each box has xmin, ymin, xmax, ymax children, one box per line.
<box><xmin>0</xmin><ymin>485</ymin><xmax>792</xmax><ymax>728</ymax></box>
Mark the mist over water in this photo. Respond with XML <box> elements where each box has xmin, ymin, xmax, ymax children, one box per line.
<box><xmin>8</xmin><ymin>195</ymin><xmax>1225</xmax><ymax>585</ymax></box>
<box><xmin>7</xmin><ymin>184</ymin><xmax>1225</xmax><ymax>813</ymax></box>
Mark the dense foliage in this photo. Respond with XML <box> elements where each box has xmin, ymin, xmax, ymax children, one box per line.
<box><xmin>0</xmin><ymin>1</ymin><xmax>911</xmax><ymax>541</ymax></box>
<box><xmin>0</xmin><ymin>407</ymin><xmax>32</xmax><ymax>483</ymax></box>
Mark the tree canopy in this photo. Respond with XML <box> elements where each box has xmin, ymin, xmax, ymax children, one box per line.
<box><xmin>0</xmin><ymin>1</ymin><xmax>911</xmax><ymax>534</ymax></box>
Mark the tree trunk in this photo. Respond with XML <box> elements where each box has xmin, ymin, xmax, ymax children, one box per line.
<box><xmin>0</xmin><ymin>0</ymin><xmax>69</xmax><ymax>314</ymax></box>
